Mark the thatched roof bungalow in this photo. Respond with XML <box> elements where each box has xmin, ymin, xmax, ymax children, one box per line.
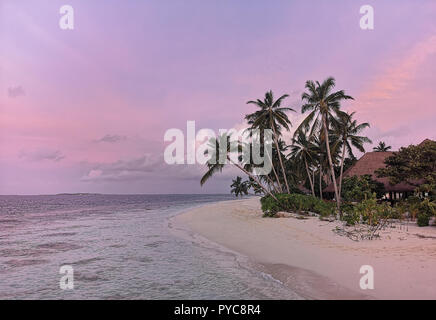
<box><xmin>324</xmin><ymin>151</ymin><xmax>417</xmax><ymax>196</ymax></box>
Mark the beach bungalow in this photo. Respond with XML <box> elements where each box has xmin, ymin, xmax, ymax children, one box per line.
<box><xmin>323</xmin><ymin>139</ymin><xmax>434</xmax><ymax>200</ymax></box>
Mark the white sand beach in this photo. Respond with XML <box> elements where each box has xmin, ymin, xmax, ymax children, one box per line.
<box><xmin>173</xmin><ymin>198</ymin><xmax>436</xmax><ymax>300</ymax></box>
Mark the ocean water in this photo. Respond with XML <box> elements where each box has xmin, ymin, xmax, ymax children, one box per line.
<box><xmin>0</xmin><ymin>194</ymin><xmax>301</xmax><ymax>300</ymax></box>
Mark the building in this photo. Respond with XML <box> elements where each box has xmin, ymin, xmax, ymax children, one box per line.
<box><xmin>323</xmin><ymin>139</ymin><xmax>434</xmax><ymax>200</ymax></box>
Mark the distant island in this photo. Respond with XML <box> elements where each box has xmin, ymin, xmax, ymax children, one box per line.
<box><xmin>55</xmin><ymin>193</ymin><xmax>102</xmax><ymax>196</ymax></box>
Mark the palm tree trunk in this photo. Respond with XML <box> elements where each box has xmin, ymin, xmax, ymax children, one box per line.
<box><xmin>228</xmin><ymin>156</ymin><xmax>278</xmax><ymax>201</ymax></box>
<box><xmin>265</xmin><ymin>175</ymin><xmax>280</xmax><ymax>194</ymax></box>
<box><xmin>338</xmin><ymin>141</ymin><xmax>346</xmax><ymax>201</ymax></box>
<box><xmin>271</xmin><ymin>124</ymin><xmax>290</xmax><ymax>194</ymax></box>
<box><xmin>304</xmin><ymin>157</ymin><xmax>315</xmax><ymax>197</ymax></box>
<box><xmin>319</xmin><ymin>164</ymin><xmax>323</xmax><ymax>200</ymax></box>
<box><xmin>312</xmin><ymin>170</ymin><xmax>316</xmax><ymax>194</ymax></box>
<box><xmin>322</xmin><ymin>114</ymin><xmax>341</xmax><ymax>212</ymax></box>
<box><xmin>265</xmin><ymin>148</ymin><xmax>283</xmax><ymax>193</ymax></box>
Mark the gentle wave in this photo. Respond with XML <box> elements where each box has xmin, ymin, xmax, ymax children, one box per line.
<box><xmin>0</xmin><ymin>194</ymin><xmax>300</xmax><ymax>299</ymax></box>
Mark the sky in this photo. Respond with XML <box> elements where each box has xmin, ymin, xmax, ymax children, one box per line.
<box><xmin>1</xmin><ymin>0</ymin><xmax>435</xmax><ymax>195</ymax></box>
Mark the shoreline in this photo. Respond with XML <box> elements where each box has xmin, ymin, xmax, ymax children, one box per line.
<box><xmin>171</xmin><ymin>197</ymin><xmax>436</xmax><ymax>300</ymax></box>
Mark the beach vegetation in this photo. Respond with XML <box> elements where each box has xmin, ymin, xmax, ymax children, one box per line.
<box><xmin>341</xmin><ymin>175</ymin><xmax>385</xmax><ymax>202</ymax></box>
<box><xmin>417</xmin><ymin>213</ymin><xmax>430</xmax><ymax>227</ymax></box>
<box><xmin>245</xmin><ymin>91</ymin><xmax>296</xmax><ymax>193</ymax></box>
<box><xmin>406</xmin><ymin>198</ymin><xmax>436</xmax><ymax>227</ymax></box>
<box><xmin>336</xmin><ymin>196</ymin><xmax>395</xmax><ymax>240</ymax></box>
<box><xmin>330</xmin><ymin>111</ymin><xmax>372</xmax><ymax>202</ymax></box>
<box><xmin>295</xmin><ymin>77</ymin><xmax>355</xmax><ymax>211</ymax></box>
<box><xmin>230</xmin><ymin>176</ymin><xmax>249</xmax><ymax>197</ymax></box>
<box><xmin>200</xmin><ymin>133</ymin><xmax>279</xmax><ymax>201</ymax></box>
<box><xmin>197</xmin><ymin>78</ymin><xmax>436</xmax><ymax>232</ymax></box>
<box><xmin>260</xmin><ymin>193</ymin><xmax>335</xmax><ymax>218</ymax></box>
<box><xmin>376</xmin><ymin>139</ymin><xmax>436</xmax><ymax>188</ymax></box>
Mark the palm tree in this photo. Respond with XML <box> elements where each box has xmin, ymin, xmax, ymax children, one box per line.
<box><xmin>312</xmin><ymin>133</ymin><xmax>338</xmax><ymax>199</ymax></box>
<box><xmin>246</xmin><ymin>177</ymin><xmax>264</xmax><ymax>195</ymax></box>
<box><xmin>245</xmin><ymin>127</ymin><xmax>283</xmax><ymax>193</ymax></box>
<box><xmin>200</xmin><ymin>133</ymin><xmax>278</xmax><ymax>201</ymax></box>
<box><xmin>297</xmin><ymin>77</ymin><xmax>354</xmax><ymax>210</ymax></box>
<box><xmin>242</xmin><ymin>151</ymin><xmax>280</xmax><ymax>194</ymax></box>
<box><xmin>373</xmin><ymin>141</ymin><xmax>391</xmax><ymax>152</ymax></box>
<box><xmin>230</xmin><ymin>176</ymin><xmax>249</xmax><ymax>197</ymax></box>
<box><xmin>245</xmin><ymin>91</ymin><xmax>295</xmax><ymax>194</ymax></box>
<box><xmin>289</xmin><ymin>129</ymin><xmax>316</xmax><ymax>197</ymax></box>
<box><xmin>331</xmin><ymin>111</ymin><xmax>372</xmax><ymax>202</ymax></box>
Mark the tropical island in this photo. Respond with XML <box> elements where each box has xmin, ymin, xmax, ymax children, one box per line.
<box><xmin>201</xmin><ymin>77</ymin><xmax>436</xmax><ymax>237</ymax></box>
<box><xmin>174</xmin><ymin>77</ymin><xmax>436</xmax><ymax>299</ymax></box>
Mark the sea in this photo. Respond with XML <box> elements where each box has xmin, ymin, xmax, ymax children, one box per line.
<box><xmin>0</xmin><ymin>194</ymin><xmax>301</xmax><ymax>299</ymax></box>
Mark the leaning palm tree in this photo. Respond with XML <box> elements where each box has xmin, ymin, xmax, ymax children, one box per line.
<box><xmin>297</xmin><ymin>77</ymin><xmax>354</xmax><ymax>210</ymax></box>
<box><xmin>246</xmin><ymin>177</ymin><xmax>264</xmax><ymax>195</ymax></box>
<box><xmin>243</xmin><ymin>153</ymin><xmax>281</xmax><ymax>194</ymax></box>
<box><xmin>373</xmin><ymin>141</ymin><xmax>391</xmax><ymax>152</ymax></box>
<box><xmin>245</xmin><ymin>91</ymin><xmax>295</xmax><ymax>193</ymax></box>
<box><xmin>245</xmin><ymin>127</ymin><xmax>283</xmax><ymax>193</ymax></box>
<box><xmin>289</xmin><ymin>129</ymin><xmax>316</xmax><ymax>197</ymax></box>
<box><xmin>331</xmin><ymin>111</ymin><xmax>372</xmax><ymax>202</ymax></box>
<box><xmin>200</xmin><ymin>133</ymin><xmax>278</xmax><ymax>201</ymax></box>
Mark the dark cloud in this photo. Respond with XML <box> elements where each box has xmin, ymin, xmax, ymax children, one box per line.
<box><xmin>8</xmin><ymin>86</ymin><xmax>25</xmax><ymax>98</ymax></box>
<box><xmin>96</xmin><ymin>134</ymin><xmax>127</xmax><ymax>143</ymax></box>
<box><xmin>19</xmin><ymin>149</ymin><xmax>65</xmax><ymax>162</ymax></box>
<box><xmin>81</xmin><ymin>154</ymin><xmax>238</xmax><ymax>183</ymax></box>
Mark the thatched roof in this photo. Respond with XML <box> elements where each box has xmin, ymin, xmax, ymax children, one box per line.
<box><xmin>324</xmin><ymin>151</ymin><xmax>417</xmax><ymax>193</ymax></box>
<box><xmin>419</xmin><ymin>139</ymin><xmax>434</xmax><ymax>146</ymax></box>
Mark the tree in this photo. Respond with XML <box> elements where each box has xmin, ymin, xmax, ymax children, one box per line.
<box><xmin>342</xmin><ymin>175</ymin><xmax>385</xmax><ymax>202</ymax></box>
<box><xmin>376</xmin><ymin>140</ymin><xmax>436</xmax><ymax>187</ymax></box>
<box><xmin>244</xmin><ymin>128</ymin><xmax>281</xmax><ymax>193</ymax></box>
<box><xmin>331</xmin><ymin>111</ymin><xmax>371</xmax><ymax>201</ymax></box>
<box><xmin>246</xmin><ymin>177</ymin><xmax>264</xmax><ymax>195</ymax></box>
<box><xmin>373</xmin><ymin>141</ymin><xmax>391</xmax><ymax>152</ymax></box>
<box><xmin>289</xmin><ymin>129</ymin><xmax>316</xmax><ymax>197</ymax></box>
<box><xmin>200</xmin><ymin>133</ymin><xmax>278</xmax><ymax>201</ymax></box>
<box><xmin>297</xmin><ymin>77</ymin><xmax>354</xmax><ymax>210</ymax></box>
<box><xmin>246</xmin><ymin>91</ymin><xmax>295</xmax><ymax>193</ymax></box>
<box><xmin>230</xmin><ymin>176</ymin><xmax>249</xmax><ymax>197</ymax></box>
<box><xmin>312</xmin><ymin>135</ymin><xmax>327</xmax><ymax>199</ymax></box>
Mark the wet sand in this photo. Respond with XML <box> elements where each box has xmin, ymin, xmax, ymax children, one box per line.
<box><xmin>172</xmin><ymin>197</ymin><xmax>436</xmax><ymax>299</ymax></box>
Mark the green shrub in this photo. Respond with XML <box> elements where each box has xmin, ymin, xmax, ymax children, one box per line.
<box><xmin>418</xmin><ymin>199</ymin><xmax>436</xmax><ymax>216</ymax></box>
<box><xmin>342</xmin><ymin>211</ymin><xmax>360</xmax><ymax>226</ymax></box>
<box><xmin>260</xmin><ymin>193</ymin><xmax>335</xmax><ymax>217</ymax></box>
<box><xmin>260</xmin><ymin>195</ymin><xmax>282</xmax><ymax>217</ymax></box>
<box><xmin>375</xmin><ymin>202</ymin><xmax>394</xmax><ymax>223</ymax></box>
<box><xmin>417</xmin><ymin>213</ymin><xmax>430</xmax><ymax>227</ymax></box>
<box><xmin>354</xmin><ymin>198</ymin><xmax>378</xmax><ymax>226</ymax></box>
<box><xmin>406</xmin><ymin>196</ymin><xmax>421</xmax><ymax>206</ymax></box>
<box><xmin>342</xmin><ymin>175</ymin><xmax>385</xmax><ymax>202</ymax></box>
<box><xmin>340</xmin><ymin>202</ymin><xmax>360</xmax><ymax>225</ymax></box>
<box><xmin>393</xmin><ymin>202</ymin><xmax>407</xmax><ymax>220</ymax></box>
<box><xmin>341</xmin><ymin>203</ymin><xmax>355</xmax><ymax>214</ymax></box>
<box><xmin>313</xmin><ymin>201</ymin><xmax>335</xmax><ymax>217</ymax></box>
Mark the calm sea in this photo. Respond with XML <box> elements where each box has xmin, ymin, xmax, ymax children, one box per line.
<box><xmin>0</xmin><ymin>194</ymin><xmax>300</xmax><ymax>299</ymax></box>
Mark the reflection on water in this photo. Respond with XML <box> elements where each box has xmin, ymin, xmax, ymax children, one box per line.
<box><xmin>0</xmin><ymin>194</ymin><xmax>301</xmax><ymax>299</ymax></box>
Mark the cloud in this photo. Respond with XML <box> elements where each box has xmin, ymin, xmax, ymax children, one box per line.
<box><xmin>19</xmin><ymin>149</ymin><xmax>65</xmax><ymax>162</ymax></box>
<box><xmin>359</xmin><ymin>34</ymin><xmax>436</xmax><ymax>103</ymax></box>
<box><xmin>81</xmin><ymin>153</ymin><xmax>239</xmax><ymax>183</ymax></box>
<box><xmin>8</xmin><ymin>86</ymin><xmax>25</xmax><ymax>98</ymax></box>
<box><xmin>82</xmin><ymin>154</ymin><xmax>168</xmax><ymax>182</ymax></box>
<box><xmin>96</xmin><ymin>134</ymin><xmax>127</xmax><ymax>143</ymax></box>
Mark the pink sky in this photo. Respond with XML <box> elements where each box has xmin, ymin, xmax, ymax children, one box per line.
<box><xmin>1</xmin><ymin>0</ymin><xmax>435</xmax><ymax>194</ymax></box>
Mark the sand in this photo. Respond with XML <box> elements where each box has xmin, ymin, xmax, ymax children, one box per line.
<box><xmin>172</xmin><ymin>197</ymin><xmax>436</xmax><ymax>300</ymax></box>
